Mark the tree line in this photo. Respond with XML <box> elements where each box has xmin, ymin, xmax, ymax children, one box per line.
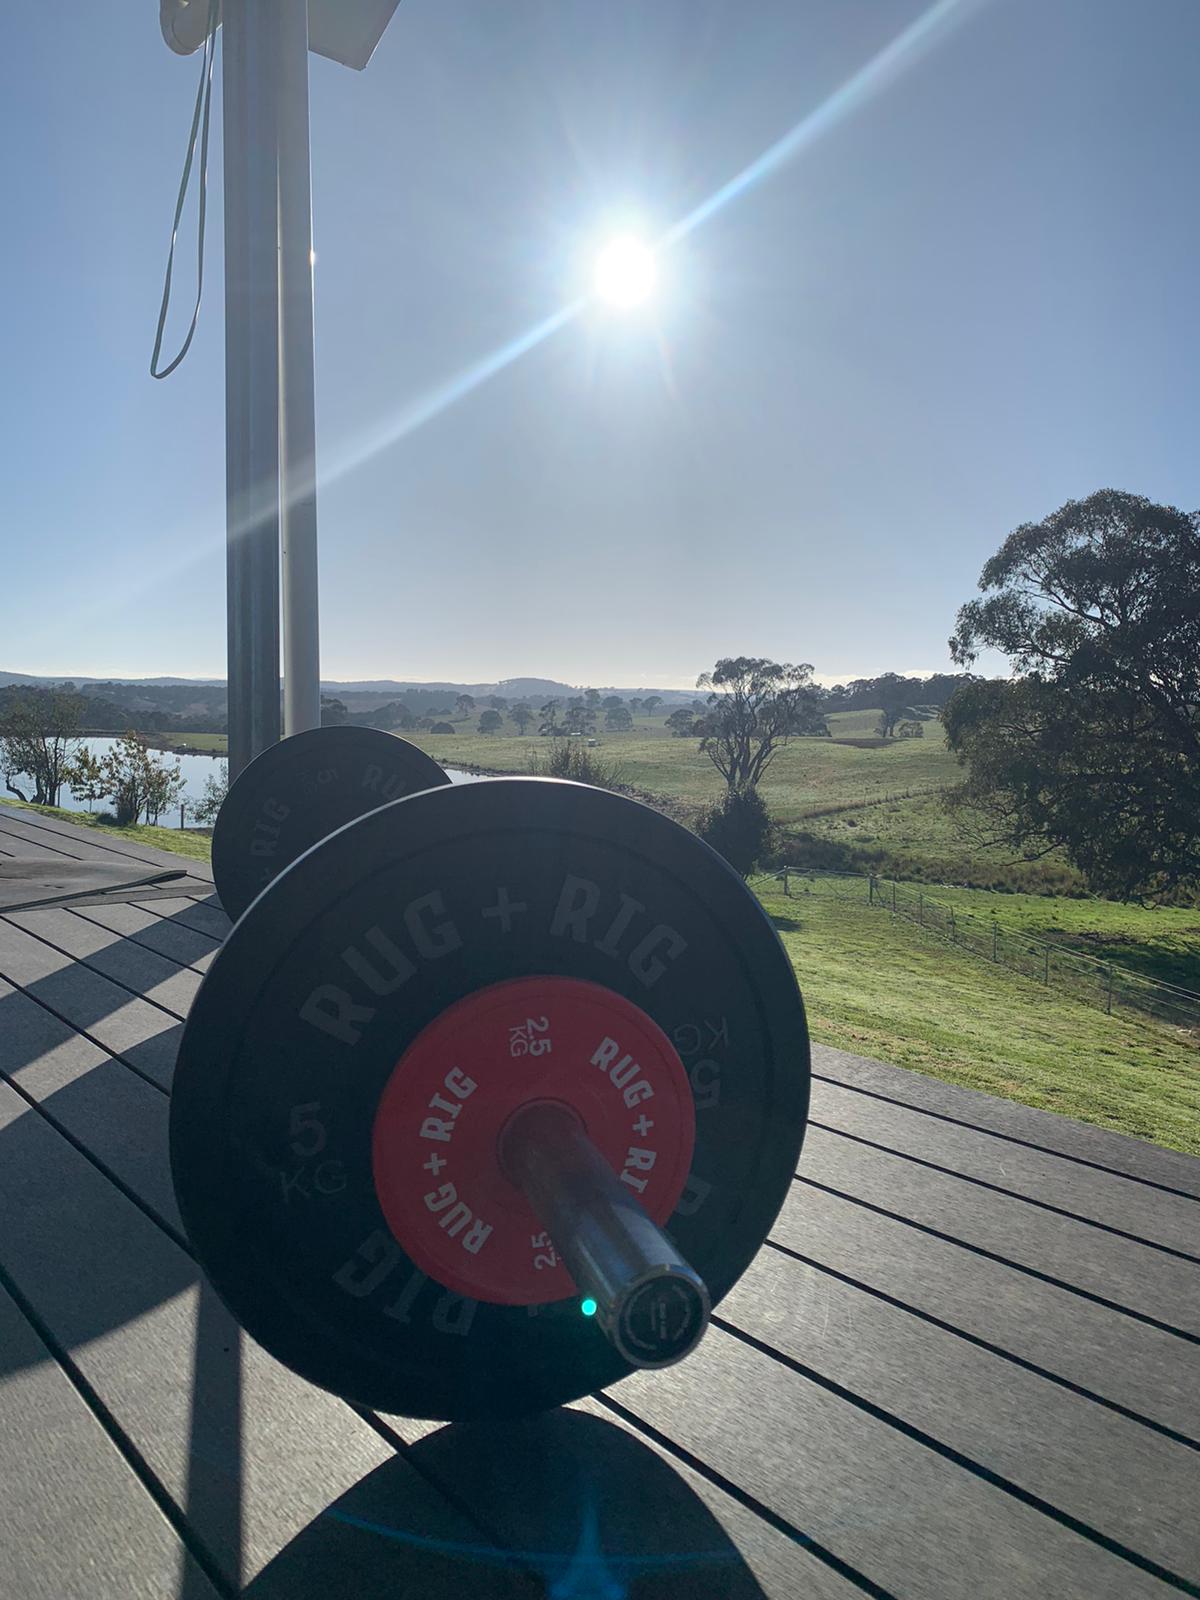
<box><xmin>0</xmin><ymin>694</ymin><xmax>188</xmax><ymax>826</ymax></box>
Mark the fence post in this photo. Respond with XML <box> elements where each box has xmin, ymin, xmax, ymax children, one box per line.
<box><xmin>918</xmin><ymin>893</ymin><xmax>924</xmax><ymax>927</ymax></box>
<box><xmin>891</xmin><ymin>880</ymin><xmax>897</xmax><ymax>914</ymax></box>
<box><xmin>869</xmin><ymin>875</ymin><xmax>876</xmax><ymax>905</ymax></box>
<box><xmin>991</xmin><ymin>922</ymin><xmax>998</xmax><ymax>963</ymax></box>
<box><xmin>1043</xmin><ymin>946</ymin><xmax>1050</xmax><ymax>985</ymax></box>
<box><xmin>179</xmin><ymin>802</ymin><xmax>186</xmax><ymax>830</ymax></box>
<box><xmin>783</xmin><ymin>868</ymin><xmax>790</xmax><ymax>898</ymax></box>
<box><xmin>1106</xmin><ymin>965</ymin><xmax>1114</xmax><ymax>1015</ymax></box>
<box><xmin>949</xmin><ymin>909</ymin><xmax>956</xmax><ymax>943</ymax></box>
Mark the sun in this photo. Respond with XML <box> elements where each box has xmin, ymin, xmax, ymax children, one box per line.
<box><xmin>593</xmin><ymin>236</ymin><xmax>657</xmax><ymax>308</ymax></box>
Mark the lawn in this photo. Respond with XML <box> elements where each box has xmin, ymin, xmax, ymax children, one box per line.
<box><xmin>752</xmin><ymin>876</ymin><xmax>1200</xmax><ymax>1155</ymax></box>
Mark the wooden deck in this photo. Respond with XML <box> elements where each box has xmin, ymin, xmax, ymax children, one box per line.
<box><xmin>0</xmin><ymin>798</ymin><xmax>1196</xmax><ymax>1600</ymax></box>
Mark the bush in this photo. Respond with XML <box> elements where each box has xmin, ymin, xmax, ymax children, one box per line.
<box><xmin>93</xmin><ymin>810</ymin><xmax>120</xmax><ymax>827</ymax></box>
<box><xmin>526</xmin><ymin>740</ymin><xmax>626</xmax><ymax>791</ymax></box>
<box><xmin>697</xmin><ymin>787</ymin><xmax>775</xmax><ymax>878</ymax></box>
<box><xmin>191</xmin><ymin>761</ymin><xmax>229</xmax><ymax>826</ymax></box>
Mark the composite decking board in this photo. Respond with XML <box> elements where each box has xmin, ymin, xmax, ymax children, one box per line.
<box><xmin>813</xmin><ymin>1045</ymin><xmax>1200</xmax><ymax>1198</ymax></box>
<box><xmin>0</xmin><ymin>1081</ymin><xmax>537</xmax><ymax>1595</ymax></box>
<box><xmin>0</xmin><ymin>810</ymin><xmax>210</xmax><ymax>873</ymax></box>
<box><xmin>3</xmin><ymin>905</ymin><xmax>204</xmax><ymax>1017</ymax></box>
<box><xmin>66</xmin><ymin>900</ymin><xmax>220</xmax><ymax>973</ymax></box>
<box><xmin>138</xmin><ymin>893</ymin><xmax>232</xmax><ymax>942</ymax></box>
<box><xmin>384</xmin><ymin>1400</ymin><xmax>871</xmax><ymax>1600</ymax></box>
<box><xmin>773</xmin><ymin>1183</ymin><xmax>1200</xmax><ymax>1439</ymax></box>
<box><xmin>0</xmin><ymin>827</ymin><xmax>85</xmax><ymax>862</ymax></box>
<box><xmin>604</xmin><ymin>1326</ymin><xmax>1180</xmax><ymax>1600</ymax></box>
<box><xmin>0</xmin><ymin>975</ymin><xmax>184</xmax><ymax>1236</ymax></box>
<box><xmin>384</xmin><ymin>1397</ymin><xmax>873</xmax><ymax>1600</ymax></box>
<box><xmin>0</xmin><ymin>819</ymin><xmax>215</xmax><ymax>906</ymax></box>
<box><xmin>0</xmin><ymin>803</ymin><xmax>215</xmax><ymax>877</ymax></box>
<box><xmin>796</xmin><ymin>1125</ymin><xmax>1200</xmax><ymax>1335</ymax></box>
<box><xmin>809</xmin><ymin>1078</ymin><xmax>1200</xmax><ymax>1254</ymax></box>
<box><xmin>715</xmin><ymin>1247</ymin><xmax>1200</xmax><ymax>1579</ymax></box>
<box><xmin>0</xmin><ymin>918</ymin><xmax>180</xmax><ymax>1089</ymax></box>
<box><xmin>0</xmin><ymin>1282</ymin><xmax>225</xmax><ymax>1600</ymax></box>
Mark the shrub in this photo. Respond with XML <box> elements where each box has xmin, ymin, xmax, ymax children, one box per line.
<box><xmin>526</xmin><ymin>741</ymin><xmax>626</xmax><ymax>791</ymax></box>
<box><xmin>697</xmin><ymin>787</ymin><xmax>774</xmax><ymax>878</ymax></box>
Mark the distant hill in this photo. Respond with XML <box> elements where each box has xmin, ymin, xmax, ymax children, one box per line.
<box><xmin>0</xmin><ymin>671</ymin><xmax>697</xmax><ymax>706</ymax></box>
<box><xmin>0</xmin><ymin>672</ymin><xmax>224</xmax><ymax>688</ymax></box>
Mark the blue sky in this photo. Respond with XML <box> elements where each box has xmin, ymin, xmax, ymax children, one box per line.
<box><xmin>2</xmin><ymin>0</ymin><xmax>1197</xmax><ymax>687</ymax></box>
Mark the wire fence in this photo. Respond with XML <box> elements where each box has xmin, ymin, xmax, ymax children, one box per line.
<box><xmin>766</xmin><ymin>867</ymin><xmax>1200</xmax><ymax>1041</ymax></box>
<box><xmin>794</xmin><ymin>784</ymin><xmax>949</xmax><ymax>822</ymax></box>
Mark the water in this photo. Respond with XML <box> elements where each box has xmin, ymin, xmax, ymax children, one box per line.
<box><xmin>9</xmin><ymin>736</ymin><xmax>474</xmax><ymax>822</ymax></box>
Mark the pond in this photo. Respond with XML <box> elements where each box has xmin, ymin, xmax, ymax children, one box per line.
<box><xmin>6</xmin><ymin>737</ymin><xmax>474</xmax><ymax>825</ymax></box>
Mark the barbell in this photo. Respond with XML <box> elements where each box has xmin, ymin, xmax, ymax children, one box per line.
<box><xmin>172</xmin><ymin>730</ymin><xmax>811</xmax><ymax>1420</ymax></box>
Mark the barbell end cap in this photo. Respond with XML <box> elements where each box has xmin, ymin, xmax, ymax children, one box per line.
<box><xmin>605</xmin><ymin>1262</ymin><xmax>711</xmax><ymax>1370</ymax></box>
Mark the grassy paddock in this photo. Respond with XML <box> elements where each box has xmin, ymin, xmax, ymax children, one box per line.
<box><xmin>149</xmin><ymin>731</ymin><xmax>227</xmax><ymax>754</ymax></box>
<box><xmin>0</xmin><ymin>798</ymin><xmax>213</xmax><ymax>863</ymax></box>
<box><xmin>901</xmin><ymin>880</ymin><xmax>1200</xmax><ymax>992</ymax></box>
<box><xmin>407</xmin><ymin>721</ymin><xmax>1080</xmax><ymax>889</ymax></box>
<box><xmin>751</xmin><ymin>876</ymin><xmax>1200</xmax><ymax>1155</ymax></box>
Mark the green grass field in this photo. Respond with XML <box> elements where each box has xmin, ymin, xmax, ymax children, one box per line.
<box><xmin>903</xmin><ymin>880</ymin><xmax>1200</xmax><ymax>992</ymax></box>
<box><xmin>751</xmin><ymin>876</ymin><xmax>1200</xmax><ymax>1155</ymax></box>
<box><xmin>149</xmin><ymin>732</ymin><xmax>227</xmax><ymax>754</ymax></box>
<box><xmin>406</xmin><ymin>718</ymin><xmax>1076</xmax><ymax>890</ymax></box>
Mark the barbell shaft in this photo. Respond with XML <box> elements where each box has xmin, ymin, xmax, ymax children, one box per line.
<box><xmin>499</xmin><ymin>1100</ymin><xmax>711</xmax><ymax>1369</ymax></box>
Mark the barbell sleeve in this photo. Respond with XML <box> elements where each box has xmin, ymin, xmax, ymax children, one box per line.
<box><xmin>499</xmin><ymin>1099</ymin><xmax>711</xmax><ymax>1369</ymax></box>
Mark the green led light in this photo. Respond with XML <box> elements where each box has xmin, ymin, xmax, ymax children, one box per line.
<box><xmin>580</xmin><ymin>1297</ymin><xmax>598</xmax><ymax>1317</ymax></box>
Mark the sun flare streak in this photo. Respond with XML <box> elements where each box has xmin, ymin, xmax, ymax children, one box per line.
<box><xmin>662</xmin><ymin>0</ymin><xmax>983</xmax><ymax>245</ymax></box>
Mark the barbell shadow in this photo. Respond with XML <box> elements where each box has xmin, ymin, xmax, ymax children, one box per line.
<box><xmin>244</xmin><ymin>1407</ymin><xmax>770</xmax><ymax>1599</ymax></box>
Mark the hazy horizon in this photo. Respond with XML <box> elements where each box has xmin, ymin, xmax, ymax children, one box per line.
<box><xmin>4</xmin><ymin>1</ymin><xmax>1196</xmax><ymax>684</ymax></box>
<box><xmin>0</xmin><ymin>662</ymin><xmax>957</xmax><ymax>694</ymax></box>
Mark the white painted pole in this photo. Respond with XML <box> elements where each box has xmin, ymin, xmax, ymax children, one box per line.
<box><xmin>223</xmin><ymin>0</ymin><xmax>282</xmax><ymax>779</ymax></box>
<box><xmin>277</xmin><ymin>0</ymin><xmax>322</xmax><ymax>736</ymax></box>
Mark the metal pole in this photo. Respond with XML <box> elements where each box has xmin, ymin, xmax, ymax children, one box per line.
<box><xmin>223</xmin><ymin>0</ymin><xmax>282</xmax><ymax>780</ymax></box>
<box><xmin>277</xmin><ymin>0</ymin><xmax>322</xmax><ymax>736</ymax></box>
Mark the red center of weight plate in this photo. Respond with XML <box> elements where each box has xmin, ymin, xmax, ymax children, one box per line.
<box><xmin>372</xmin><ymin>977</ymin><xmax>696</xmax><ymax>1305</ymax></box>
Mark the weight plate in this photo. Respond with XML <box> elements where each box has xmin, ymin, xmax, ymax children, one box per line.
<box><xmin>171</xmin><ymin>778</ymin><xmax>811</xmax><ymax>1421</ymax></box>
<box><xmin>372</xmin><ymin>975</ymin><xmax>695</xmax><ymax>1305</ymax></box>
<box><xmin>211</xmin><ymin>725</ymin><xmax>450</xmax><ymax>921</ymax></box>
